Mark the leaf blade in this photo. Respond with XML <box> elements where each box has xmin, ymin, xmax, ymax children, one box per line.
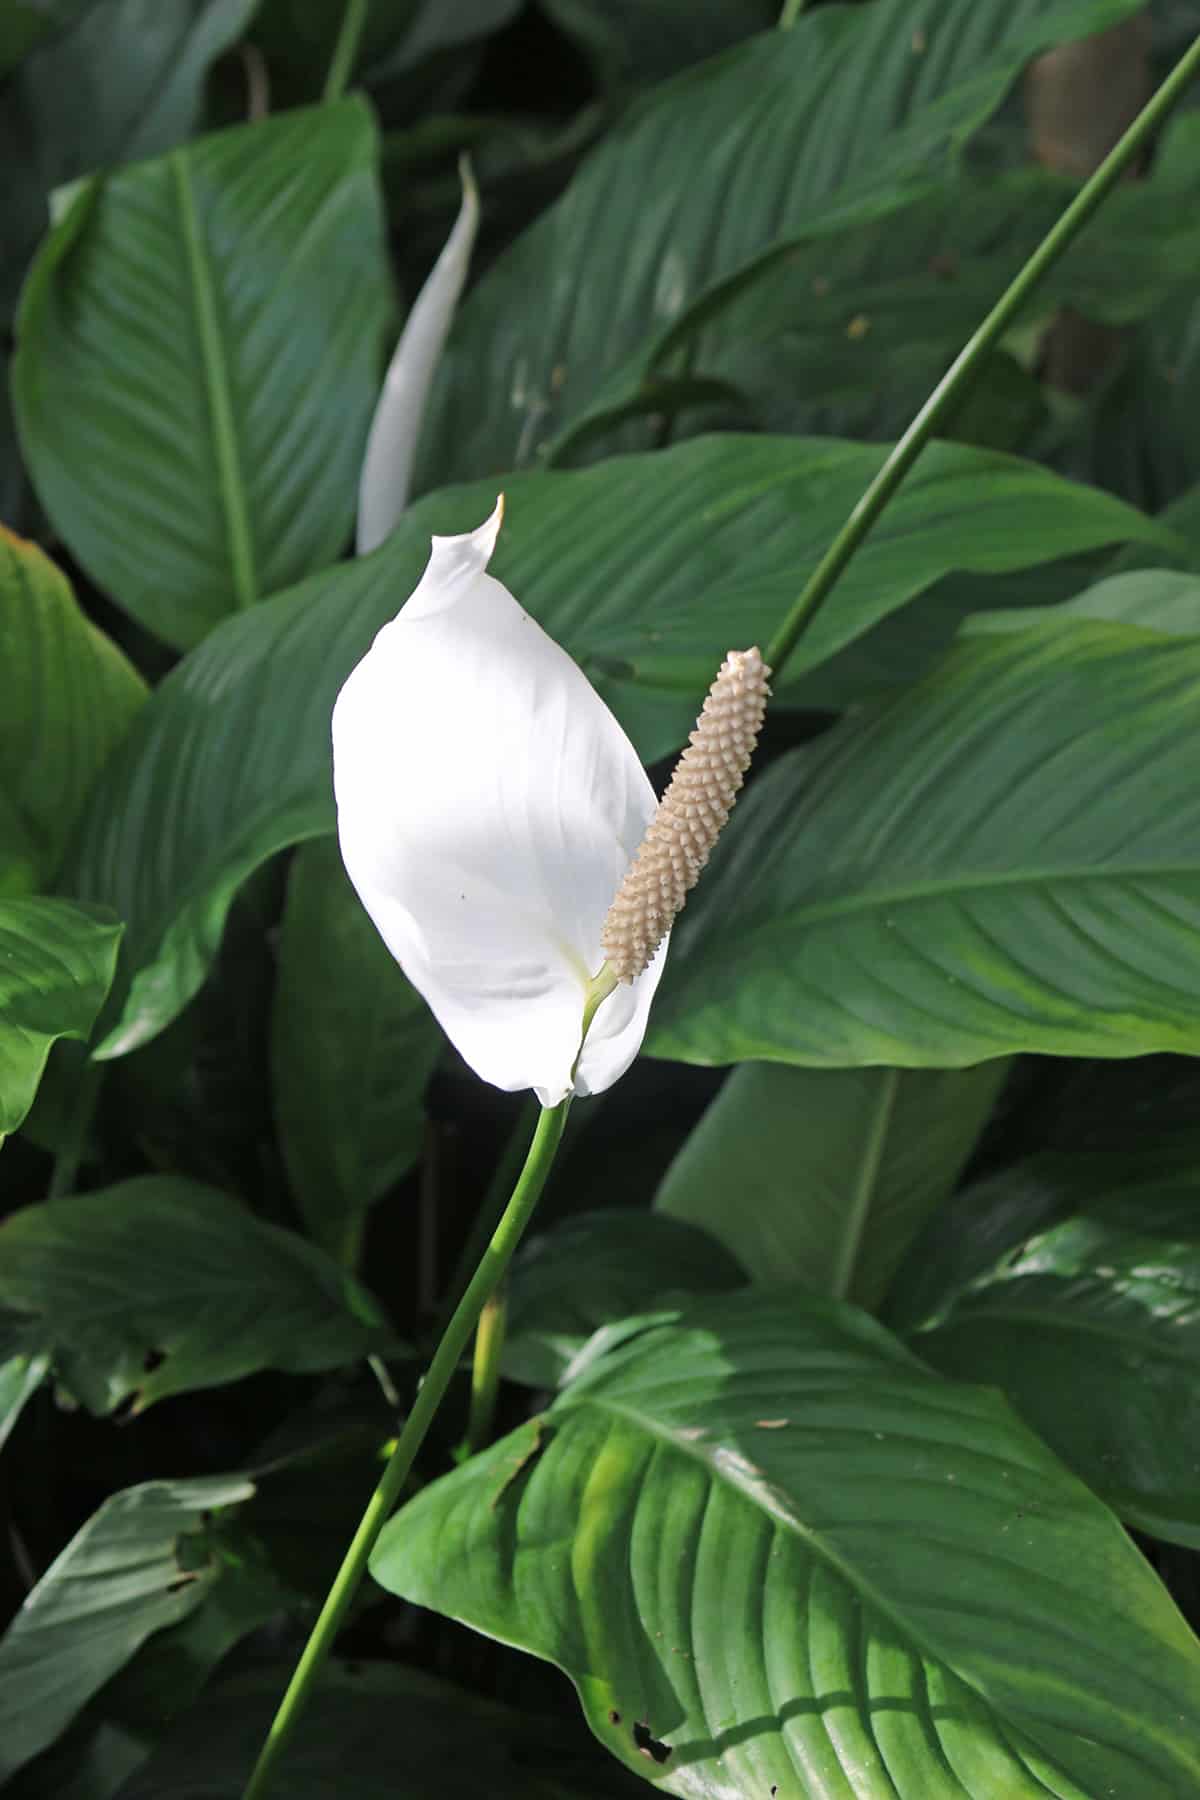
<box><xmin>373</xmin><ymin>1290</ymin><xmax>1200</xmax><ymax>1798</ymax></box>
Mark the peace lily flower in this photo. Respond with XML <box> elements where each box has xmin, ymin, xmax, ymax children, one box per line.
<box><xmin>332</xmin><ymin>500</ymin><xmax>769</xmax><ymax>1106</ymax></box>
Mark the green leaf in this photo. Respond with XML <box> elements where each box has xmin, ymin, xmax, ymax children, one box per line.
<box><xmin>655</xmin><ymin>1062</ymin><xmax>1007</xmax><ymax>1309</ymax></box>
<box><xmin>538</xmin><ymin>0</ymin><xmax>774</xmax><ymax>87</ymax></box>
<box><xmin>0</xmin><ymin>1473</ymin><xmax>253</xmax><ymax>1783</ymax></box>
<box><xmin>0</xmin><ymin>0</ymin><xmax>259</xmax><ymax>322</ymax></box>
<box><xmin>61</xmin><ymin>434</ymin><xmax>1168</xmax><ymax>1058</ymax></box>
<box><xmin>113</xmin><ymin>1661</ymin><xmax>648</xmax><ymax>1798</ymax></box>
<box><xmin>882</xmin><ymin>1149</ymin><xmax>1118</xmax><ymax>1335</ymax></box>
<box><xmin>964</xmin><ymin>568</ymin><xmax>1200</xmax><ymax>638</ymax></box>
<box><xmin>660</xmin><ymin>110</ymin><xmax>1200</xmax><ymax>457</ymax></box>
<box><xmin>0</xmin><ymin>897</ymin><xmax>121</xmax><ymax>1137</ymax></box>
<box><xmin>271</xmin><ymin>840</ymin><xmax>443</xmax><ymax>1264</ymax></box>
<box><xmin>0</xmin><ymin>527</ymin><xmax>145</xmax><ymax>891</ymax></box>
<box><xmin>649</xmin><ymin>617</ymin><xmax>1200</xmax><ymax>1069</ymax></box>
<box><xmin>911</xmin><ymin>1158</ymin><xmax>1200</xmax><ymax>1549</ymax></box>
<box><xmin>373</xmin><ymin>1289</ymin><xmax>1200</xmax><ymax>1798</ymax></box>
<box><xmin>503</xmin><ymin>1210</ymin><xmax>746</xmax><ymax>1387</ymax></box>
<box><xmin>412</xmin><ymin>0</ymin><xmax>1144</xmax><ymax>490</ymax></box>
<box><xmin>0</xmin><ymin>1175</ymin><xmax>390</xmax><ymax>1413</ymax></box>
<box><xmin>13</xmin><ymin>99</ymin><xmax>392</xmax><ymax>648</ymax></box>
<box><xmin>0</xmin><ymin>1352</ymin><xmax>48</xmax><ymax>1452</ymax></box>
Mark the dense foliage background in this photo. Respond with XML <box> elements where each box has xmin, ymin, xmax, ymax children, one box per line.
<box><xmin>5</xmin><ymin>1</ymin><xmax>1200</xmax><ymax>1795</ymax></box>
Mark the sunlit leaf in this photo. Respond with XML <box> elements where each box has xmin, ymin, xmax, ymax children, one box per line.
<box><xmin>374</xmin><ymin>1289</ymin><xmax>1200</xmax><ymax>1798</ymax></box>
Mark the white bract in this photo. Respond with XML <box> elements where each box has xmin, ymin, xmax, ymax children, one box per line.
<box><xmin>356</xmin><ymin>160</ymin><xmax>480</xmax><ymax>556</ymax></box>
<box><xmin>331</xmin><ymin>501</ymin><xmax>667</xmax><ymax>1107</ymax></box>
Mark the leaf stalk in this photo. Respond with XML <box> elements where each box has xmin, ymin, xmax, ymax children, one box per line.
<box><xmin>764</xmin><ymin>30</ymin><xmax>1200</xmax><ymax>676</ymax></box>
<box><xmin>239</xmin><ymin>1096</ymin><xmax>571</xmax><ymax>1799</ymax></box>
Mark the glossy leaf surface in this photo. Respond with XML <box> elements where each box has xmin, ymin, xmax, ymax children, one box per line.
<box><xmin>650</xmin><ymin>616</ymin><xmax>1200</xmax><ymax>1068</ymax></box>
<box><xmin>413</xmin><ymin>0</ymin><xmax>1144</xmax><ymax>488</ymax></box>
<box><xmin>656</xmin><ymin>1062</ymin><xmax>1007</xmax><ymax>1307</ymax></box>
<box><xmin>13</xmin><ymin>100</ymin><xmax>391</xmax><ymax>646</ymax></box>
<box><xmin>0</xmin><ymin>897</ymin><xmax>121</xmax><ymax>1136</ymax></box>
<box><xmin>503</xmin><ymin>1210</ymin><xmax>746</xmax><ymax>1387</ymax></box>
<box><xmin>0</xmin><ymin>1176</ymin><xmax>389</xmax><ymax>1413</ymax></box>
<box><xmin>0</xmin><ymin>526</ymin><xmax>144</xmax><ymax>891</ymax></box>
<box><xmin>914</xmin><ymin>1161</ymin><xmax>1200</xmax><ymax>1548</ymax></box>
<box><xmin>374</xmin><ymin>1290</ymin><xmax>1200</xmax><ymax>1798</ymax></box>
<box><xmin>0</xmin><ymin>1474</ymin><xmax>253</xmax><ymax>1782</ymax></box>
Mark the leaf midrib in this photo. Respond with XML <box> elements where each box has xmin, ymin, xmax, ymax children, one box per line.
<box><xmin>170</xmin><ymin>149</ymin><xmax>257</xmax><ymax>611</ymax></box>
<box><xmin>555</xmin><ymin>1378</ymin><xmax>1188</xmax><ymax>1770</ymax></box>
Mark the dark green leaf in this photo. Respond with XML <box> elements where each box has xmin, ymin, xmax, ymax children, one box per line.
<box><xmin>503</xmin><ymin>1210</ymin><xmax>745</xmax><ymax>1387</ymax></box>
<box><xmin>655</xmin><ymin>1062</ymin><xmax>1007</xmax><ymax>1309</ymax></box>
<box><xmin>374</xmin><ymin>1289</ymin><xmax>1200</xmax><ymax>1798</ymax></box>
<box><xmin>271</xmin><ymin>839</ymin><xmax>443</xmax><ymax>1265</ymax></box>
<box><xmin>0</xmin><ymin>526</ymin><xmax>144</xmax><ymax>891</ymax></box>
<box><xmin>649</xmin><ymin>616</ymin><xmax>1200</xmax><ymax>1069</ymax></box>
<box><xmin>0</xmin><ymin>1474</ymin><xmax>253</xmax><ymax>1783</ymax></box>
<box><xmin>883</xmin><ymin>1149</ymin><xmax>1128</xmax><ymax>1334</ymax></box>
<box><xmin>114</xmin><ymin>1661</ymin><xmax>648</xmax><ymax>1798</ymax></box>
<box><xmin>13</xmin><ymin>100</ymin><xmax>391</xmax><ymax>647</ymax></box>
<box><xmin>0</xmin><ymin>897</ymin><xmax>121</xmax><ymax>1137</ymax></box>
<box><xmin>62</xmin><ymin>435</ymin><xmax>1168</xmax><ymax>1057</ymax></box>
<box><xmin>0</xmin><ymin>0</ymin><xmax>258</xmax><ymax>322</ymax></box>
<box><xmin>964</xmin><ymin>568</ymin><xmax>1200</xmax><ymax>638</ymax></box>
<box><xmin>0</xmin><ymin>1176</ymin><xmax>390</xmax><ymax>1413</ymax></box>
<box><xmin>539</xmin><ymin>0</ymin><xmax>774</xmax><ymax>87</ymax></box>
<box><xmin>912</xmin><ymin>1158</ymin><xmax>1200</xmax><ymax>1547</ymax></box>
<box><xmin>660</xmin><ymin>109</ymin><xmax>1200</xmax><ymax>456</ymax></box>
<box><xmin>413</xmin><ymin>0</ymin><xmax>1144</xmax><ymax>489</ymax></box>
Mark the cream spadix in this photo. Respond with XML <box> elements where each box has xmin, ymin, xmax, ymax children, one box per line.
<box><xmin>601</xmin><ymin>646</ymin><xmax>771</xmax><ymax>981</ymax></box>
<box><xmin>331</xmin><ymin>500</ymin><xmax>667</xmax><ymax>1106</ymax></box>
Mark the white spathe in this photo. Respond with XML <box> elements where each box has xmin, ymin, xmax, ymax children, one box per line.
<box><xmin>356</xmin><ymin>158</ymin><xmax>480</xmax><ymax>556</ymax></box>
<box><xmin>331</xmin><ymin>501</ymin><xmax>668</xmax><ymax>1106</ymax></box>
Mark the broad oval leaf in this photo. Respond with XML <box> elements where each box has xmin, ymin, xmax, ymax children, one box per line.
<box><xmin>411</xmin><ymin>0</ymin><xmax>1144</xmax><ymax>489</ymax></box>
<box><xmin>0</xmin><ymin>896</ymin><xmax>121</xmax><ymax>1136</ymax></box>
<box><xmin>0</xmin><ymin>1473</ymin><xmax>253</xmax><ymax>1783</ymax></box>
<box><xmin>503</xmin><ymin>1210</ymin><xmax>746</xmax><ymax>1387</ymax></box>
<box><xmin>655</xmin><ymin>1062</ymin><xmax>1007</xmax><ymax>1308</ymax></box>
<box><xmin>271</xmin><ymin>839</ymin><xmax>443</xmax><ymax>1265</ymax></box>
<box><xmin>649</xmin><ymin>617</ymin><xmax>1200</xmax><ymax>1068</ymax></box>
<box><xmin>0</xmin><ymin>525</ymin><xmax>144</xmax><ymax>891</ymax></box>
<box><xmin>0</xmin><ymin>1175</ymin><xmax>390</xmax><ymax>1413</ymax></box>
<box><xmin>60</xmin><ymin>435</ymin><xmax>1166</xmax><ymax>1057</ymax></box>
<box><xmin>373</xmin><ymin>1290</ymin><xmax>1200</xmax><ymax>1798</ymax></box>
<box><xmin>13</xmin><ymin>99</ymin><xmax>391</xmax><ymax>647</ymax></box>
<box><xmin>912</xmin><ymin>1160</ymin><xmax>1200</xmax><ymax>1549</ymax></box>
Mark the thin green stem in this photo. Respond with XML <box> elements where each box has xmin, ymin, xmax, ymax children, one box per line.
<box><xmin>764</xmin><ymin>30</ymin><xmax>1200</xmax><ymax>677</ymax></box>
<box><xmin>829</xmin><ymin>1068</ymin><xmax>898</xmax><ymax>1302</ymax></box>
<box><xmin>46</xmin><ymin>1060</ymin><xmax>103</xmax><ymax>1200</ymax></box>
<box><xmin>322</xmin><ymin>0</ymin><xmax>368</xmax><ymax>102</ymax></box>
<box><xmin>240</xmin><ymin>1097</ymin><xmax>570</xmax><ymax>1800</ymax></box>
<box><xmin>778</xmin><ymin>0</ymin><xmax>808</xmax><ymax>25</ymax></box>
<box><xmin>437</xmin><ymin>1093</ymin><xmax>539</xmax><ymax>1335</ymax></box>
<box><xmin>464</xmin><ymin>1281</ymin><xmax>508</xmax><ymax>1456</ymax></box>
